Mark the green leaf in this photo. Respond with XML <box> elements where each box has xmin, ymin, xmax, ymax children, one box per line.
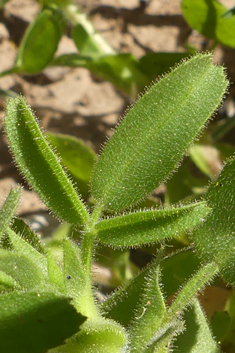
<box><xmin>127</xmin><ymin>261</ymin><xmax>166</xmax><ymax>353</ymax></box>
<box><xmin>95</xmin><ymin>202</ymin><xmax>210</xmax><ymax>248</ymax></box>
<box><xmin>15</xmin><ymin>7</ymin><xmax>66</xmax><ymax>73</ymax></box>
<box><xmin>139</xmin><ymin>52</ymin><xmax>189</xmax><ymax>78</ymax></box>
<box><xmin>53</xmin><ymin>317</ymin><xmax>127</xmax><ymax>353</ymax></box>
<box><xmin>168</xmin><ymin>262</ymin><xmax>219</xmax><ymax>318</ymax></box>
<box><xmin>7</xmin><ymin>228</ymin><xmax>48</xmax><ymax>278</ymax></box>
<box><xmin>161</xmin><ymin>248</ymin><xmax>201</xmax><ymax>298</ymax></box>
<box><xmin>175</xmin><ymin>298</ymin><xmax>221</xmax><ymax>353</ymax></box>
<box><xmin>11</xmin><ymin>217</ymin><xmax>45</xmax><ymax>254</ymax></box>
<box><xmin>0</xmin><ymin>270</ymin><xmax>21</xmax><ymax>292</ymax></box>
<box><xmin>46</xmin><ymin>249</ymin><xmax>65</xmax><ymax>291</ymax></box>
<box><xmin>51</xmin><ymin>53</ymin><xmax>150</xmax><ymax>96</ymax></box>
<box><xmin>91</xmin><ymin>53</ymin><xmax>228</xmax><ymax>212</ymax></box>
<box><xmin>63</xmin><ymin>238</ymin><xmax>97</xmax><ymax>318</ymax></box>
<box><xmin>0</xmin><ymin>249</ymin><xmax>46</xmax><ymax>290</ymax></box>
<box><xmin>101</xmin><ymin>257</ymin><xmax>162</xmax><ymax>326</ymax></box>
<box><xmin>0</xmin><ymin>291</ymin><xmax>86</xmax><ymax>353</ymax></box>
<box><xmin>46</xmin><ymin>132</ymin><xmax>97</xmax><ymax>199</ymax></box>
<box><xmin>66</xmin><ymin>5</ymin><xmax>114</xmax><ymax>57</ymax></box>
<box><xmin>4</xmin><ymin>97</ymin><xmax>89</xmax><ymax>227</ymax></box>
<box><xmin>0</xmin><ymin>187</ymin><xmax>21</xmax><ymax>236</ymax></box>
<box><xmin>211</xmin><ymin>311</ymin><xmax>230</xmax><ymax>343</ymax></box>
<box><xmin>192</xmin><ymin>156</ymin><xmax>235</xmax><ymax>284</ymax></box>
<box><xmin>182</xmin><ymin>0</ymin><xmax>235</xmax><ymax>48</ymax></box>
<box><xmin>189</xmin><ymin>143</ymin><xmax>221</xmax><ymax>178</ymax></box>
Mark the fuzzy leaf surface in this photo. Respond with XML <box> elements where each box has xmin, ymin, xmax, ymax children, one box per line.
<box><xmin>46</xmin><ymin>132</ymin><xmax>97</xmax><ymax>199</ymax></box>
<box><xmin>52</xmin><ymin>317</ymin><xmax>127</xmax><ymax>353</ymax></box>
<box><xmin>11</xmin><ymin>217</ymin><xmax>45</xmax><ymax>254</ymax></box>
<box><xmin>0</xmin><ymin>187</ymin><xmax>21</xmax><ymax>236</ymax></box>
<box><xmin>4</xmin><ymin>97</ymin><xmax>89</xmax><ymax>226</ymax></box>
<box><xmin>175</xmin><ymin>298</ymin><xmax>221</xmax><ymax>353</ymax></box>
<box><xmin>15</xmin><ymin>7</ymin><xmax>66</xmax><ymax>73</ymax></box>
<box><xmin>91</xmin><ymin>53</ymin><xmax>228</xmax><ymax>212</ymax></box>
<box><xmin>63</xmin><ymin>238</ymin><xmax>98</xmax><ymax>318</ymax></box>
<box><xmin>182</xmin><ymin>0</ymin><xmax>235</xmax><ymax>48</ymax></box>
<box><xmin>127</xmin><ymin>262</ymin><xmax>166</xmax><ymax>353</ymax></box>
<box><xmin>96</xmin><ymin>202</ymin><xmax>210</xmax><ymax>248</ymax></box>
<box><xmin>192</xmin><ymin>157</ymin><xmax>235</xmax><ymax>284</ymax></box>
<box><xmin>0</xmin><ymin>291</ymin><xmax>86</xmax><ymax>353</ymax></box>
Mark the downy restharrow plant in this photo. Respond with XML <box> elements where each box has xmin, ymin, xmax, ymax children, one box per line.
<box><xmin>0</xmin><ymin>53</ymin><xmax>233</xmax><ymax>352</ymax></box>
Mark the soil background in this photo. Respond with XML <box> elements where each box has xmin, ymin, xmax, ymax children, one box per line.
<box><xmin>0</xmin><ymin>0</ymin><xmax>235</xmax><ymax>231</ymax></box>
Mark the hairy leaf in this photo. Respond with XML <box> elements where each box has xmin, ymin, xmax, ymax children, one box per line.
<box><xmin>5</xmin><ymin>97</ymin><xmax>89</xmax><ymax>226</ymax></box>
<box><xmin>96</xmin><ymin>202</ymin><xmax>210</xmax><ymax>248</ymax></box>
<box><xmin>175</xmin><ymin>298</ymin><xmax>221</xmax><ymax>353</ymax></box>
<box><xmin>192</xmin><ymin>156</ymin><xmax>235</xmax><ymax>284</ymax></box>
<box><xmin>91</xmin><ymin>53</ymin><xmax>228</xmax><ymax>212</ymax></box>
<box><xmin>0</xmin><ymin>187</ymin><xmax>21</xmax><ymax>236</ymax></box>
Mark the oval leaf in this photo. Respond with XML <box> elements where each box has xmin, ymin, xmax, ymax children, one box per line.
<box><xmin>15</xmin><ymin>7</ymin><xmax>66</xmax><ymax>73</ymax></box>
<box><xmin>91</xmin><ymin>53</ymin><xmax>228</xmax><ymax>212</ymax></box>
<box><xmin>4</xmin><ymin>97</ymin><xmax>89</xmax><ymax>227</ymax></box>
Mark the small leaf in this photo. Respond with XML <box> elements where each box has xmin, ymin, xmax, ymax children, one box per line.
<box><xmin>192</xmin><ymin>156</ymin><xmax>235</xmax><ymax>284</ymax></box>
<box><xmin>91</xmin><ymin>53</ymin><xmax>228</xmax><ymax>212</ymax></box>
<box><xmin>7</xmin><ymin>228</ymin><xmax>48</xmax><ymax>278</ymax></box>
<box><xmin>0</xmin><ymin>291</ymin><xmax>86</xmax><ymax>353</ymax></box>
<box><xmin>189</xmin><ymin>144</ymin><xmax>221</xmax><ymax>178</ymax></box>
<box><xmin>175</xmin><ymin>298</ymin><xmax>221</xmax><ymax>353</ymax></box>
<box><xmin>0</xmin><ymin>249</ymin><xmax>46</xmax><ymax>290</ymax></box>
<box><xmin>47</xmin><ymin>249</ymin><xmax>65</xmax><ymax>291</ymax></box>
<box><xmin>63</xmin><ymin>238</ymin><xmax>97</xmax><ymax>318</ymax></box>
<box><xmin>182</xmin><ymin>0</ymin><xmax>235</xmax><ymax>48</ymax></box>
<box><xmin>46</xmin><ymin>132</ymin><xmax>97</xmax><ymax>199</ymax></box>
<box><xmin>15</xmin><ymin>7</ymin><xmax>66</xmax><ymax>73</ymax></box>
<box><xmin>96</xmin><ymin>202</ymin><xmax>210</xmax><ymax>248</ymax></box>
<box><xmin>0</xmin><ymin>187</ymin><xmax>21</xmax><ymax>236</ymax></box>
<box><xmin>0</xmin><ymin>270</ymin><xmax>21</xmax><ymax>292</ymax></box>
<box><xmin>11</xmin><ymin>217</ymin><xmax>45</xmax><ymax>254</ymax></box>
<box><xmin>101</xmin><ymin>256</ymin><xmax>162</xmax><ymax>326</ymax></box>
<box><xmin>4</xmin><ymin>97</ymin><xmax>89</xmax><ymax>227</ymax></box>
<box><xmin>127</xmin><ymin>261</ymin><xmax>166</xmax><ymax>353</ymax></box>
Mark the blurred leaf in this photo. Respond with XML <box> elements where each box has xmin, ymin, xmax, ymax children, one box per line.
<box><xmin>15</xmin><ymin>7</ymin><xmax>66</xmax><ymax>73</ymax></box>
<box><xmin>212</xmin><ymin>115</ymin><xmax>235</xmax><ymax>141</ymax></box>
<box><xmin>175</xmin><ymin>298</ymin><xmax>221</xmax><ymax>352</ymax></box>
<box><xmin>91</xmin><ymin>53</ymin><xmax>228</xmax><ymax>212</ymax></box>
<box><xmin>46</xmin><ymin>132</ymin><xmax>97</xmax><ymax>199</ymax></box>
<box><xmin>0</xmin><ymin>291</ymin><xmax>86</xmax><ymax>353</ymax></box>
<box><xmin>96</xmin><ymin>202</ymin><xmax>211</xmax><ymax>248</ymax></box>
<box><xmin>139</xmin><ymin>52</ymin><xmax>188</xmax><ymax>78</ymax></box>
<box><xmin>192</xmin><ymin>156</ymin><xmax>235</xmax><ymax>285</ymax></box>
<box><xmin>161</xmin><ymin>248</ymin><xmax>201</xmax><ymax>298</ymax></box>
<box><xmin>0</xmin><ymin>187</ymin><xmax>21</xmax><ymax>236</ymax></box>
<box><xmin>127</xmin><ymin>260</ymin><xmax>167</xmax><ymax>352</ymax></box>
<box><xmin>52</xmin><ymin>53</ymin><xmax>150</xmax><ymax>96</ymax></box>
<box><xmin>182</xmin><ymin>0</ymin><xmax>235</xmax><ymax>48</ymax></box>
<box><xmin>5</xmin><ymin>97</ymin><xmax>89</xmax><ymax>227</ymax></box>
<box><xmin>211</xmin><ymin>311</ymin><xmax>230</xmax><ymax>343</ymax></box>
<box><xmin>189</xmin><ymin>144</ymin><xmax>221</xmax><ymax>178</ymax></box>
